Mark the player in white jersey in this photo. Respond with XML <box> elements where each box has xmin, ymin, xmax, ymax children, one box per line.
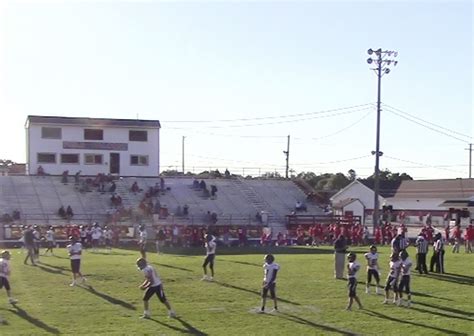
<box><xmin>364</xmin><ymin>245</ymin><xmax>381</xmax><ymax>294</ymax></box>
<box><xmin>91</xmin><ymin>223</ymin><xmax>102</xmax><ymax>252</ymax></box>
<box><xmin>138</xmin><ymin>225</ymin><xmax>148</xmax><ymax>259</ymax></box>
<box><xmin>44</xmin><ymin>226</ymin><xmax>56</xmax><ymax>256</ymax></box>
<box><xmin>67</xmin><ymin>236</ymin><xmax>86</xmax><ymax>286</ymax></box>
<box><xmin>383</xmin><ymin>253</ymin><xmax>401</xmax><ymax>304</ymax></box>
<box><xmin>202</xmin><ymin>234</ymin><xmax>216</xmax><ymax>281</ymax></box>
<box><xmin>136</xmin><ymin>258</ymin><xmax>176</xmax><ymax>319</ymax></box>
<box><xmin>398</xmin><ymin>250</ymin><xmax>413</xmax><ymax>307</ymax></box>
<box><xmin>346</xmin><ymin>252</ymin><xmax>363</xmax><ymax>310</ymax></box>
<box><xmin>258</xmin><ymin>254</ymin><xmax>280</xmax><ymax>313</ymax></box>
<box><xmin>0</xmin><ymin>251</ymin><xmax>18</xmax><ymax>304</ymax></box>
<box><xmin>103</xmin><ymin>226</ymin><xmax>112</xmax><ymax>251</ymax></box>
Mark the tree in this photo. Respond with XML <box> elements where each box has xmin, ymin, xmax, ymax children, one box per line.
<box><xmin>347</xmin><ymin>169</ymin><xmax>357</xmax><ymax>181</ymax></box>
<box><xmin>0</xmin><ymin>159</ymin><xmax>15</xmax><ymax>169</ymax></box>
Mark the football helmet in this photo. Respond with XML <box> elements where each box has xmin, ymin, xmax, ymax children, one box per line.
<box><xmin>1</xmin><ymin>250</ymin><xmax>11</xmax><ymax>259</ymax></box>
<box><xmin>264</xmin><ymin>254</ymin><xmax>275</xmax><ymax>263</ymax></box>
<box><xmin>399</xmin><ymin>250</ymin><xmax>409</xmax><ymax>260</ymax></box>
<box><xmin>136</xmin><ymin>258</ymin><xmax>147</xmax><ymax>270</ymax></box>
<box><xmin>369</xmin><ymin>245</ymin><xmax>377</xmax><ymax>252</ymax></box>
<box><xmin>347</xmin><ymin>252</ymin><xmax>356</xmax><ymax>262</ymax></box>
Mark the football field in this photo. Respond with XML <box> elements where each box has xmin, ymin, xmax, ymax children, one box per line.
<box><xmin>0</xmin><ymin>245</ymin><xmax>473</xmax><ymax>335</ymax></box>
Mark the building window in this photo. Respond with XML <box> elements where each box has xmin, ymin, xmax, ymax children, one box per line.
<box><xmin>61</xmin><ymin>154</ymin><xmax>79</xmax><ymax>164</ymax></box>
<box><xmin>84</xmin><ymin>129</ymin><xmax>103</xmax><ymax>140</ymax></box>
<box><xmin>130</xmin><ymin>155</ymin><xmax>148</xmax><ymax>166</ymax></box>
<box><xmin>84</xmin><ymin>154</ymin><xmax>103</xmax><ymax>165</ymax></box>
<box><xmin>37</xmin><ymin>153</ymin><xmax>56</xmax><ymax>163</ymax></box>
<box><xmin>129</xmin><ymin>130</ymin><xmax>148</xmax><ymax>142</ymax></box>
<box><xmin>41</xmin><ymin>127</ymin><xmax>62</xmax><ymax>139</ymax></box>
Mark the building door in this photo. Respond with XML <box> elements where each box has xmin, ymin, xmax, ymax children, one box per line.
<box><xmin>110</xmin><ymin>153</ymin><xmax>120</xmax><ymax>174</ymax></box>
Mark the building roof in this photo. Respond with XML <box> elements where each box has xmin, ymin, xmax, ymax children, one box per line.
<box><xmin>392</xmin><ymin>179</ymin><xmax>474</xmax><ymax>199</ymax></box>
<box><xmin>333</xmin><ymin>198</ymin><xmax>363</xmax><ymax>209</ymax></box>
<box><xmin>360</xmin><ymin>180</ymin><xmax>402</xmax><ymax>198</ymax></box>
<box><xmin>26</xmin><ymin>115</ymin><xmax>161</xmax><ymax>128</ymax></box>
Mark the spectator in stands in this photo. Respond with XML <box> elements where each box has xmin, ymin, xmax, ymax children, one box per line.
<box><xmin>37</xmin><ymin>165</ymin><xmax>45</xmax><ymax>176</ymax></box>
<box><xmin>155</xmin><ymin>227</ymin><xmax>166</xmax><ymax>254</ymax></box>
<box><xmin>66</xmin><ymin>205</ymin><xmax>74</xmax><ymax>219</ymax></box>
<box><xmin>192</xmin><ymin>178</ymin><xmax>200</xmax><ymax>189</ymax></box>
<box><xmin>74</xmin><ymin>171</ymin><xmax>81</xmax><ymax>185</ymax></box>
<box><xmin>109</xmin><ymin>181</ymin><xmax>116</xmax><ymax>193</ymax></box>
<box><xmin>12</xmin><ymin>209</ymin><xmax>20</xmax><ymax>221</ymax></box>
<box><xmin>61</xmin><ymin>170</ymin><xmax>69</xmax><ymax>184</ymax></box>
<box><xmin>210</xmin><ymin>185</ymin><xmax>218</xmax><ymax>198</ymax></box>
<box><xmin>160</xmin><ymin>177</ymin><xmax>165</xmax><ymax>190</ymax></box>
<box><xmin>202</xmin><ymin>188</ymin><xmax>210</xmax><ymax>198</ymax></box>
<box><xmin>199</xmin><ymin>180</ymin><xmax>207</xmax><ymax>190</ymax></box>
<box><xmin>224</xmin><ymin>168</ymin><xmax>231</xmax><ymax>178</ymax></box>
<box><xmin>295</xmin><ymin>201</ymin><xmax>307</xmax><ymax>212</ymax></box>
<box><xmin>183</xmin><ymin>204</ymin><xmax>189</xmax><ymax>217</ymax></box>
<box><xmin>131</xmin><ymin>181</ymin><xmax>140</xmax><ymax>193</ymax></box>
<box><xmin>58</xmin><ymin>206</ymin><xmax>66</xmax><ymax>219</ymax></box>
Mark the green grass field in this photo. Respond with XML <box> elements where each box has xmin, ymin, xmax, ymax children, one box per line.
<box><xmin>0</xmin><ymin>245</ymin><xmax>473</xmax><ymax>336</ymax></box>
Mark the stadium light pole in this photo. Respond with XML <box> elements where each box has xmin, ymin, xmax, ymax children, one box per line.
<box><xmin>367</xmin><ymin>48</ymin><xmax>398</xmax><ymax>233</ymax></box>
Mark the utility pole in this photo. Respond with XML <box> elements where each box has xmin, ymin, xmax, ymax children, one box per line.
<box><xmin>182</xmin><ymin>136</ymin><xmax>186</xmax><ymax>174</ymax></box>
<box><xmin>283</xmin><ymin>135</ymin><xmax>290</xmax><ymax>179</ymax></box>
<box><xmin>466</xmin><ymin>143</ymin><xmax>473</xmax><ymax>178</ymax></box>
<box><xmin>367</xmin><ymin>48</ymin><xmax>398</xmax><ymax>233</ymax></box>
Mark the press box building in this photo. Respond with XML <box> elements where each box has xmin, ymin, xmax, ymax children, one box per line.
<box><xmin>25</xmin><ymin>116</ymin><xmax>161</xmax><ymax>176</ymax></box>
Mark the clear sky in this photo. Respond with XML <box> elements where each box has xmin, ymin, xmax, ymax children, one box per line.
<box><xmin>0</xmin><ymin>0</ymin><xmax>472</xmax><ymax>179</ymax></box>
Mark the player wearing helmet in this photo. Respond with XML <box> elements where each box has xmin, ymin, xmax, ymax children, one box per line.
<box><xmin>258</xmin><ymin>254</ymin><xmax>280</xmax><ymax>313</ymax></box>
<box><xmin>202</xmin><ymin>234</ymin><xmax>217</xmax><ymax>281</ymax></box>
<box><xmin>136</xmin><ymin>258</ymin><xmax>176</xmax><ymax>319</ymax></box>
<box><xmin>398</xmin><ymin>250</ymin><xmax>413</xmax><ymax>307</ymax></box>
<box><xmin>346</xmin><ymin>252</ymin><xmax>363</xmax><ymax>310</ymax></box>
<box><xmin>364</xmin><ymin>245</ymin><xmax>381</xmax><ymax>294</ymax></box>
<box><xmin>67</xmin><ymin>236</ymin><xmax>86</xmax><ymax>286</ymax></box>
<box><xmin>44</xmin><ymin>226</ymin><xmax>56</xmax><ymax>256</ymax></box>
<box><xmin>383</xmin><ymin>253</ymin><xmax>401</xmax><ymax>304</ymax></box>
<box><xmin>0</xmin><ymin>251</ymin><xmax>18</xmax><ymax>304</ymax></box>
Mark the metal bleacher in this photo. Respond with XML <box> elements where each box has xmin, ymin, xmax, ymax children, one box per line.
<box><xmin>0</xmin><ymin>175</ymin><xmax>325</xmax><ymax>231</ymax></box>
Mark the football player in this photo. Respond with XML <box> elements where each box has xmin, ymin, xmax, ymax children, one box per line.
<box><xmin>383</xmin><ymin>252</ymin><xmax>401</xmax><ymax>304</ymax></box>
<box><xmin>138</xmin><ymin>225</ymin><xmax>148</xmax><ymax>259</ymax></box>
<box><xmin>44</xmin><ymin>226</ymin><xmax>56</xmax><ymax>256</ymax></box>
<box><xmin>136</xmin><ymin>258</ymin><xmax>176</xmax><ymax>319</ymax></box>
<box><xmin>398</xmin><ymin>250</ymin><xmax>412</xmax><ymax>307</ymax></box>
<box><xmin>67</xmin><ymin>236</ymin><xmax>86</xmax><ymax>286</ymax></box>
<box><xmin>346</xmin><ymin>252</ymin><xmax>363</xmax><ymax>310</ymax></box>
<box><xmin>258</xmin><ymin>254</ymin><xmax>280</xmax><ymax>313</ymax></box>
<box><xmin>364</xmin><ymin>245</ymin><xmax>381</xmax><ymax>294</ymax></box>
<box><xmin>0</xmin><ymin>251</ymin><xmax>18</xmax><ymax>304</ymax></box>
<box><xmin>202</xmin><ymin>234</ymin><xmax>216</xmax><ymax>281</ymax></box>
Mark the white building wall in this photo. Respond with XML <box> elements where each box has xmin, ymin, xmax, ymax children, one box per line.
<box><xmin>27</xmin><ymin>124</ymin><xmax>160</xmax><ymax>176</ymax></box>
<box><xmin>331</xmin><ymin>181</ymin><xmax>384</xmax><ymax>209</ymax></box>
<box><xmin>344</xmin><ymin>201</ymin><xmax>364</xmax><ymax>219</ymax></box>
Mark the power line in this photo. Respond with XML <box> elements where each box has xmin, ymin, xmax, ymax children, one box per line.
<box><xmin>382</xmin><ymin>103</ymin><xmax>472</xmax><ymax>140</ymax></box>
<box><xmin>165</xmin><ymin>107</ymin><xmax>373</xmax><ymax>130</ymax></box>
<box><xmin>383</xmin><ymin>106</ymin><xmax>471</xmax><ymax>143</ymax></box>
<box><xmin>162</xmin><ymin>103</ymin><xmax>373</xmax><ymax>123</ymax></box>
<box><xmin>384</xmin><ymin>155</ymin><xmax>466</xmax><ymax>174</ymax></box>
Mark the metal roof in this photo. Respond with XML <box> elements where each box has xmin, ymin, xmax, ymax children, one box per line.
<box><xmin>26</xmin><ymin>115</ymin><xmax>161</xmax><ymax>128</ymax></box>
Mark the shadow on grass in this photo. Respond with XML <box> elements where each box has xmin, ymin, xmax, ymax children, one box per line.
<box><xmin>35</xmin><ymin>264</ymin><xmax>66</xmax><ymax>275</ymax></box>
<box><xmin>87</xmin><ymin>251</ymin><xmax>129</xmax><ymax>256</ymax></box>
<box><xmin>120</xmin><ymin>246</ymin><xmax>334</xmax><ymax>256</ymax></box>
<box><xmin>363</xmin><ymin>309</ymin><xmax>468</xmax><ymax>335</ymax></box>
<box><xmin>80</xmin><ymin>285</ymin><xmax>136</xmax><ymax>311</ymax></box>
<box><xmin>154</xmin><ymin>262</ymin><xmax>194</xmax><ymax>272</ymax></box>
<box><xmin>415</xmin><ymin>301</ymin><xmax>474</xmax><ymax>318</ymax></box>
<box><xmin>148</xmin><ymin>317</ymin><xmax>208</xmax><ymax>335</ymax></box>
<box><xmin>38</xmin><ymin>262</ymin><xmax>70</xmax><ymax>273</ymax></box>
<box><xmin>426</xmin><ymin>273</ymin><xmax>474</xmax><ymax>286</ymax></box>
<box><xmin>409</xmin><ymin>305</ymin><xmax>473</xmax><ymax>322</ymax></box>
<box><xmin>213</xmin><ymin>280</ymin><xmax>300</xmax><ymax>306</ymax></box>
<box><xmin>9</xmin><ymin>304</ymin><xmax>60</xmax><ymax>335</ymax></box>
<box><xmin>410</xmin><ymin>290</ymin><xmax>453</xmax><ymax>301</ymax></box>
<box><xmin>276</xmin><ymin>312</ymin><xmax>358</xmax><ymax>336</ymax></box>
<box><xmin>219</xmin><ymin>259</ymin><xmax>262</xmax><ymax>268</ymax></box>
<box><xmin>51</xmin><ymin>255</ymin><xmax>68</xmax><ymax>259</ymax></box>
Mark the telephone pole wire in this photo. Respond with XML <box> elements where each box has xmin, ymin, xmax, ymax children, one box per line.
<box><xmin>367</xmin><ymin>48</ymin><xmax>398</xmax><ymax>233</ymax></box>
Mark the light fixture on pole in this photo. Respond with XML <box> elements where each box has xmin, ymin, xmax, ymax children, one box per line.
<box><xmin>367</xmin><ymin>48</ymin><xmax>398</xmax><ymax>233</ymax></box>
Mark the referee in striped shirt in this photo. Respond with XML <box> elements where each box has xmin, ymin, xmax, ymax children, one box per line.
<box><xmin>415</xmin><ymin>233</ymin><xmax>429</xmax><ymax>274</ymax></box>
